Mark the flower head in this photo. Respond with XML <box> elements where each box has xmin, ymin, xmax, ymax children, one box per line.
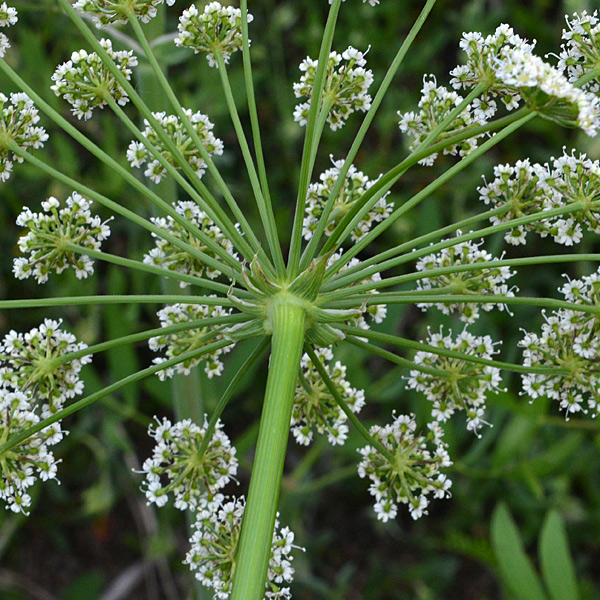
<box><xmin>406</xmin><ymin>328</ymin><xmax>503</xmax><ymax>435</ymax></box>
<box><xmin>0</xmin><ymin>93</ymin><xmax>48</xmax><ymax>182</ymax></box>
<box><xmin>127</xmin><ymin>110</ymin><xmax>223</xmax><ymax>183</ymax></box>
<box><xmin>73</xmin><ymin>0</ymin><xmax>175</xmax><ymax>27</ymax></box>
<box><xmin>398</xmin><ymin>75</ymin><xmax>489</xmax><ymax>166</ymax></box>
<box><xmin>0</xmin><ymin>3</ymin><xmax>17</xmax><ymax>59</ymax></box>
<box><xmin>292</xmin><ymin>347</ymin><xmax>365</xmax><ymax>446</ymax></box>
<box><xmin>144</xmin><ymin>201</ymin><xmax>235</xmax><ymax>285</ymax></box>
<box><xmin>185</xmin><ymin>494</ymin><xmax>297</xmax><ymax>599</ymax></box>
<box><xmin>141</xmin><ymin>416</ymin><xmax>237</xmax><ymax>511</ymax></box>
<box><xmin>149</xmin><ymin>302</ymin><xmax>234</xmax><ymax>380</ymax></box>
<box><xmin>13</xmin><ymin>192</ymin><xmax>111</xmax><ymax>284</ymax></box>
<box><xmin>303</xmin><ymin>157</ymin><xmax>393</xmax><ymax>242</ymax></box>
<box><xmin>358</xmin><ymin>414</ymin><xmax>452</xmax><ymax>521</ymax></box>
<box><xmin>175</xmin><ymin>2</ymin><xmax>253</xmax><ymax>68</ymax></box>
<box><xmin>415</xmin><ymin>234</ymin><xmax>516</xmax><ymax>323</ymax></box>
<box><xmin>51</xmin><ymin>39</ymin><xmax>138</xmax><ymax>120</ymax></box>
<box><xmin>0</xmin><ymin>319</ymin><xmax>91</xmax><ymax>415</ymax></box>
<box><xmin>294</xmin><ymin>46</ymin><xmax>373</xmax><ymax>131</ymax></box>
<box><xmin>558</xmin><ymin>11</ymin><xmax>600</xmax><ymax>94</ymax></box>
<box><xmin>0</xmin><ymin>389</ymin><xmax>65</xmax><ymax>515</ymax></box>
<box><xmin>520</xmin><ymin>268</ymin><xmax>600</xmax><ymax>417</ymax></box>
<box><xmin>479</xmin><ymin>150</ymin><xmax>600</xmax><ymax>246</ymax></box>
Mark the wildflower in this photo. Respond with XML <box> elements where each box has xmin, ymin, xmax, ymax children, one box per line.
<box><xmin>149</xmin><ymin>302</ymin><xmax>234</xmax><ymax>380</ymax></box>
<box><xmin>73</xmin><ymin>0</ymin><xmax>175</xmax><ymax>27</ymax></box>
<box><xmin>0</xmin><ymin>319</ymin><xmax>91</xmax><ymax>415</ymax></box>
<box><xmin>406</xmin><ymin>328</ymin><xmax>503</xmax><ymax>435</ymax></box>
<box><xmin>520</xmin><ymin>269</ymin><xmax>600</xmax><ymax>417</ymax></box>
<box><xmin>479</xmin><ymin>150</ymin><xmax>600</xmax><ymax>246</ymax></box>
<box><xmin>357</xmin><ymin>414</ymin><xmax>452</xmax><ymax>521</ymax></box>
<box><xmin>494</xmin><ymin>46</ymin><xmax>600</xmax><ymax>136</ymax></box>
<box><xmin>175</xmin><ymin>2</ymin><xmax>253</xmax><ymax>68</ymax></box>
<box><xmin>450</xmin><ymin>24</ymin><xmax>535</xmax><ymax>110</ymax></box>
<box><xmin>292</xmin><ymin>347</ymin><xmax>365</xmax><ymax>446</ymax></box>
<box><xmin>0</xmin><ymin>389</ymin><xmax>65</xmax><ymax>515</ymax></box>
<box><xmin>415</xmin><ymin>234</ymin><xmax>516</xmax><ymax>323</ymax></box>
<box><xmin>185</xmin><ymin>494</ymin><xmax>297</xmax><ymax>599</ymax></box>
<box><xmin>127</xmin><ymin>110</ymin><xmax>223</xmax><ymax>183</ymax></box>
<box><xmin>51</xmin><ymin>39</ymin><xmax>138</xmax><ymax>120</ymax></box>
<box><xmin>141</xmin><ymin>416</ymin><xmax>237</xmax><ymax>511</ymax></box>
<box><xmin>0</xmin><ymin>93</ymin><xmax>48</xmax><ymax>182</ymax></box>
<box><xmin>558</xmin><ymin>11</ymin><xmax>600</xmax><ymax>94</ymax></box>
<box><xmin>144</xmin><ymin>201</ymin><xmax>235</xmax><ymax>284</ymax></box>
<box><xmin>398</xmin><ymin>75</ymin><xmax>488</xmax><ymax>166</ymax></box>
<box><xmin>337</xmin><ymin>0</ymin><xmax>380</xmax><ymax>5</ymax></box>
<box><xmin>303</xmin><ymin>157</ymin><xmax>393</xmax><ymax>242</ymax></box>
<box><xmin>293</xmin><ymin>46</ymin><xmax>373</xmax><ymax>131</ymax></box>
<box><xmin>0</xmin><ymin>3</ymin><xmax>17</xmax><ymax>59</ymax></box>
<box><xmin>13</xmin><ymin>192</ymin><xmax>111</xmax><ymax>284</ymax></box>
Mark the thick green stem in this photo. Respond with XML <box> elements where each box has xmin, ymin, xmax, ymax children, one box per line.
<box><xmin>230</xmin><ymin>299</ymin><xmax>306</xmax><ymax>600</ymax></box>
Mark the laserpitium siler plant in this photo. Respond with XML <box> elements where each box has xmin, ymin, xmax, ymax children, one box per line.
<box><xmin>1</xmin><ymin>0</ymin><xmax>600</xmax><ymax>597</ymax></box>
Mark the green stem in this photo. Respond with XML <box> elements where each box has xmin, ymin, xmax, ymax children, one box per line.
<box><xmin>214</xmin><ymin>51</ymin><xmax>285</xmax><ymax>277</ymax></box>
<box><xmin>324</xmin><ymin>200</ymin><xmax>591</xmax><ymax>291</ymax></box>
<box><xmin>338</xmin><ymin>325</ymin><xmax>576</xmax><ymax>375</ymax></box>
<box><xmin>0</xmin><ymin>338</ymin><xmax>235</xmax><ymax>456</ymax></box>
<box><xmin>104</xmin><ymin>96</ymin><xmax>243</xmax><ymax>276</ymax></box>
<box><xmin>330</xmin><ymin>292</ymin><xmax>600</xmax><ymax>317</ymax></box>
<box><xmin>305</xmin><ymin>345</ymin><xmax>394</xmax><ymax>462</ymax></box>
<box><xmin>0</xmin><ymin>295</ymin><xmax>234</xmax><ymax>309</ymax></box>
<box><xmin>63</xmin><ymin>241</ymin><xmax>236</xmax><ymax>294</ymax></box>
<box><xmin>323</xmin><ymin>112</ymin><xmax>537</xmax><ymax>279</ymax></box>
<box><xmin>126</xmin><ymin>14</ymin><xmax>275</xmax><ymax>276</ymax></box>
<box><xmin>53</xmin><ymin>315</ymin><xmax>246</xmax><ymax>366</ymax></box>
<box><xmin>287</xmin><ymin>0</ymin><xmax>342</xmax><ymax>277</ymax></box>
<box><xmin>230</xmin><ymin>299</ymin><xmax>306</xmax><ymax>600</ymax></box>
<box><xmin>322</xmin><ymin>205</ymin><xmax>508</xmax><ymax>290</ymax></box>
<box><xmin>322</xmin><ymin>252</ymin><xmax>600</xmax><ymax>298</ymax></box>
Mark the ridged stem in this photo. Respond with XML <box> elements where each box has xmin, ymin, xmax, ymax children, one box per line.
<box><xmin>230</xmin><ymin>297</ymin><xmax>306</xmax><ymax>600</ymax></box>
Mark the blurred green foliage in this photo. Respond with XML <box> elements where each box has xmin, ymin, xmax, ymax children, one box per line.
<box><xmin>0</xmin><ymin>0</ymin><xmax>599</xmax><ymax>598</ymax></box>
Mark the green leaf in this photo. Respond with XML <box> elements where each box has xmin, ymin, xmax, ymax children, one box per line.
<box><xmin>491</xmin><ymin>503</ymin><xmax>547</xmax><ymax>600</ymax></box>
<box><xmin>539</xmin><ymin>510</ymin><xmax>580</xmax><ymax>600</ymax></box>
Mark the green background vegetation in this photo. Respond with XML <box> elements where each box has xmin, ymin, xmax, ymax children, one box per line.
<box><xmin>0</xmin><ymin>0</ymin><xmax>599</xmax><ymax>598</ymax></box>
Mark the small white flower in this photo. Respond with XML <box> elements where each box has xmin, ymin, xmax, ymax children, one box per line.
<box><xmin>74</xmin><ymin>0</ymin><xmax>176</xmax><ymax>27</ymax></box>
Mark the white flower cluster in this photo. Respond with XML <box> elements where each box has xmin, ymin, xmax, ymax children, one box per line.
<box><xmin>144</xmin><ymin>201</ymin><xmax>235</xmax><ymax>285</ymax></box>
<box><xmin>406</xmin><ymin>328</ymin><xmax>503</xmax><ymax>435</ymax></box>
<box><xmin>127</xmin><ymin>110</ymin><xmax>223</xmax><ymax>183</ymax></box>
<box><xmin>149</xmin><ymin>303</ymin><xmax>233</xmax><ymax>380</ymax></box>
<box><xmin>74</xmin><ymin>0</ymin><xmax>175</xmax><ymax>27</ymax></box>
<box><xmin>558</xmin><ymin>11</ymin><xmax>600</xmax><ymax>94</ymax></box>
<box><xmin>0</xmin><ymin>389</ymin><xmax>65</xmax><ymax>514</ymax></box>
<box><xmin>293</xmin><ymin>46</ymin><xmax>373</xmax><ymax>131</ymax></box>
<box><xmin>520</xmin><ymin>269</ymin><xmax>600</xmax><ymax>418</ymax></box>
<box><xmin>175</xmin><ymin>2</ymin><xmax>253</xmax><ymax>68</ymax></box>
<box><xmin>13</xmin><ymin>192</ymin><xmax>111</xmax><ymax>284</ymax></box>
<box><xmin>398</xmin><ymin>76</ymin><xmax>489</xmax><ymax>166</ymax></box>
<box><xmin>0</xmin><ymin>2</ymin><xmax>17</xmax><ymax>59</ymax></box>
<box><xmin>303</xmin><ymin>157</ymin><xmax>393</xmax><ymax>243</ymax></box>
<box><xmin>0</xmin><ymin>93</ymin><xmax>48</xmax><ymax>182</ymax></box>
<box><xmin>479</xmin><ymin>150</ymin><xmax>600</xmax><ymax>246</ymax></box>
<box><xmin>292</xmin><ymin>347</ymin><xmax>365</xmax><ymax>446</ymax></box>
<box><xmin>358</xmin><ymin>414</ymin><xmax>452</xmax><ymax>522</ymax></box>
<box><xmin>0</xmin><ymin>319</ymin><xmax>91</xmax><ymax>415</ymax></box>
<box><xmin>51</xmin><ymin>39</ymin><xmax>138</xmax><ymax>121</ymax></box>
<box><xmin>451</xmin><ymin>24</ymin><xmax>600</xmax><ymax>135</ymax></box>
<box><xmin>141</xmin><ymin>416</ymin><xmax>237</xmax><ymax>511</ymax></box>
<box><xmin>185</xmin><ymin>494</ymin><xmax>297</xmax><ymax>599</ymax></box>
<box><xmin>415</xmin><ymin>234</ymin><xmax>516</xmax><ymax>323</ymax></box>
